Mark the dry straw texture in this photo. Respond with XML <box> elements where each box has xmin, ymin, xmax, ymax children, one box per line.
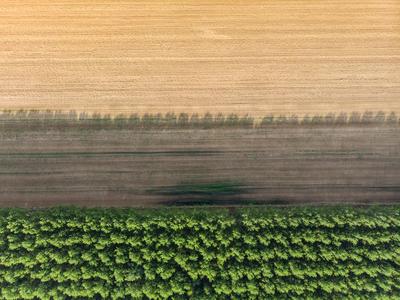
<box><xmin>0</xmin><ymin>0</ymin><xmax>399</xmax><ymax>116</ymax></box>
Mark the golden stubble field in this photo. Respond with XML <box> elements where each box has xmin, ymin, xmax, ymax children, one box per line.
<box><xmin>0</xmin><ymin>0</ymin><xmax>399</xmax><ymax>117</ymax></box>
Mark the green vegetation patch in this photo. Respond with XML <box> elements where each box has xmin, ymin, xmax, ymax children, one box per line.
<box><xmin>150</xmin><ymin>182</ymin><xmax>245</xmax><ymax>196</ymax></box>
<box><xmin>0</xmin><ymin>206</ymin><xmax>399</xmax><ymax>299</ymax></box>
<box><xmin>148</xmin><ymin>181</ymin><xmax>253</xmax><ymax>206</ymax></box>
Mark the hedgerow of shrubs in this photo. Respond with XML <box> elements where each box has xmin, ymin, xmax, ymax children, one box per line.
<box><xmin>0</xmin><ymin>206</ymin><xmax>399</xmax><ymax>299</ymax></box>
<box><xmin>0</xmin><ymin>110</ymin><xmax>398</xmax><ymax>131</ymax></box>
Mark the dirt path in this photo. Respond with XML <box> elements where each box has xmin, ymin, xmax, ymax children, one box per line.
<box><xmin>0</xmin><ymin>0</ymin><xmax>399</xmax><ymax>117</ymax></box>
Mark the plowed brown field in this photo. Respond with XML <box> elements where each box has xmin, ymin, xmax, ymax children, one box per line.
<box><xmin>1</xmin><ymin>126</ymin><xmax>400</xmax><ymax>207</ymax></box>
<box><xmin>0</xmin><ymin>0</ymin><xmax>399</xmax><ymax>117</ymax></box>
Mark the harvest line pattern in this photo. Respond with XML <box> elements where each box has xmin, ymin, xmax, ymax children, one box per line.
<box><xmin>1</xmin><ymin>0</ymin><xmax>399</xmax><ymax>116</ymax></box>
<box><xmin>0</xmin><ymin>150</ymin><xmax>221</xmax><ymax>158</ymax></box>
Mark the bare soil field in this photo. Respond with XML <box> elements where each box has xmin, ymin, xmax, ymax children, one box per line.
<box><xmin>0</xmin><ymin>126</ymin><xmax>399</xmax><ymax>207</ymax></box>
<box><xmin>1</xmin><ymin>0</ymin><xmax>399</xmax><ymax>117</ymax></box>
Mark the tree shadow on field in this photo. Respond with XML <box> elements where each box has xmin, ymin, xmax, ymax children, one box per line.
<box><xmin>148</xmin><ymin>181</ymin><xmax>261</xmax><ymax>206</ymax></box>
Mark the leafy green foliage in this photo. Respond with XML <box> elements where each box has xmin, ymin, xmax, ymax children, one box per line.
<box><xmin>0</xmin><ymin>206</ymin><xmax>399</xmax><ymax>299</ymax></box>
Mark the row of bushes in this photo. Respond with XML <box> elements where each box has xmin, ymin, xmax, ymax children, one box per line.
<box><xmin>0</xmin><ymin>206</ymin><xmax>399</xmax><ymax>299</ymax></box>
<box><xmin>261</xmin><ymin>111</ymin><xmax>398</xmax><ymax>126</ymax></box>
<box><xmin>0</xmin><ymin>110</ymin><xmax>399</xmax><ymax>131</ymax></box>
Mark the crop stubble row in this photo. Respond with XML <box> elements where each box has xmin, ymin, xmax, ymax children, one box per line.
<box><xmin>0</xmin><ymin>0</ymin><xmax>399</xmax><ymax>116</ymax></box>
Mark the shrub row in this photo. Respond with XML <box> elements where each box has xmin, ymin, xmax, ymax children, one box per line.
<box><xmin>0</xmin><ymin>206</ymin><xmax>399</xmax><ymax>299</ymax></box>
<box><xmin>260</xmin><ymin>111</ymin><xmax>398</xmax><ymax>127</ymax></box>
<box><xmin>0</xmin><ymin>110</ymin><xmax>398</xmax><ymax>131</ymax></box>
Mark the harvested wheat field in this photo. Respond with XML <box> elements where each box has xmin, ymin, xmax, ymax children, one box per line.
<box><xmin>0</xmin><ymin>0</ymin><xmax>400</xmax><ymax>117</ymax></box>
